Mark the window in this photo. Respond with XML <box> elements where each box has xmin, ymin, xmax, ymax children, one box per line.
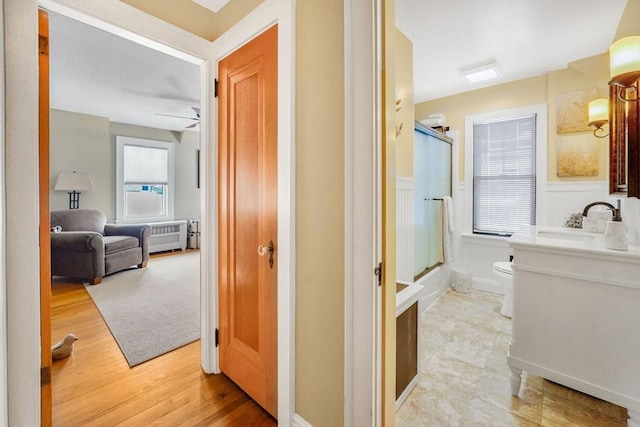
<box><xmin>116</xmin><ymin>136</ymin><xmax>175</xmax><ymax>222</ymax></box>
<box><xmin>464</xmin><ymin>104</ymin><xmax>547</xmax><ymax>236</ymax></box>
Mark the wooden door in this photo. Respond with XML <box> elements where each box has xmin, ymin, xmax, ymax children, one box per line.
<box><xmin>38</xmin><ymin>8</ymin><xmax>53</xmax><ymax>427</ymax></box>
<box><xmin>218</xmin><ymin>25</ymin><xmax>278</xmax><ymax>418</ymax></box>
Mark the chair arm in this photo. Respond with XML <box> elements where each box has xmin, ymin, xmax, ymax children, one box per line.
<box><xmin>104</xmin><ymin>223</ymin><xmax>151</xmax><ymax>261</ymax></box>
<box><xmin>51</xmin><ymin>231</ymin><xmax>103</xmax><ymax>252</ymax></box>
<box><xmin>104</xmin><ymin>224</ymin><xmax>150</xmax><ymax>241</ymax></box>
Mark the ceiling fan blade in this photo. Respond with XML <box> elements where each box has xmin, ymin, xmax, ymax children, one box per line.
<box><xmin>156</xmin><ymin>113</ymin><xmax>199</xmax><ymax>121</ymax></box>
<box><xmin>185</xmin><ymin>122</ymin><xmax>199</xmax><ymax>129</ymax></box>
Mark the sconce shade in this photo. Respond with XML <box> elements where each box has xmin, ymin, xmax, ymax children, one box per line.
<box><xmin>588</xmin><ymin>98</ymin><xmax>609</xmax><ymax>125</ymax></box>
<box><xmin>54</xmin><ymin>171</ymin><xmax>94</xmax><ymax>192</ymax></box>
<box><xmin>609</xmin><ymin>36</ymin><xmax>640</xmax><ymax>86</ymax></box>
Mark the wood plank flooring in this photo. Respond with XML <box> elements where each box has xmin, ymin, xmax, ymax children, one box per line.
<box><xmin>51</xmin><ymin>257</ymin><xmax>277</xmax><ymax>426</ymax></box>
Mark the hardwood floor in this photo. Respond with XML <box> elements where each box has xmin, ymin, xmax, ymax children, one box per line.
<box><xmin>51</xmin><ymin>257</ymin><xmax>276</xmax><ymax>426</ymax></box>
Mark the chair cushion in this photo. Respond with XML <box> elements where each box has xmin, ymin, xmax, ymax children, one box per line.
<box><xmin>103</xmin><ymin>235</ymin><xmax>139</xmax><ymax>255</ymax></box>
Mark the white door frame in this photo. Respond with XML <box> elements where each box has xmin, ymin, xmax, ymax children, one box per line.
<box><xmin>3</xmin><ymin>0</ymin><xmax>295</xmax><ymax>424</ymax></box>
<box><xmin>0</xmin><ymin>2</ymin><xmax>8</xmax><ymax>425</ymax></box>
<box><xmin>343</xmin><ymin>0</ymin><xmax>381</xmax><ymax>426</ymax></box>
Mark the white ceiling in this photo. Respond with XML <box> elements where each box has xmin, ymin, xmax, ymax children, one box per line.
<box><xmin>396</xmin><ymin>0</ymin><xmax>628</xmax><ymax>103</ymax></box>
<box><xmin>49</xmin><ymin>12</ymin><xmax>201</xmax><ymax>132</ymax></box>
<box><xmin>50</xmin><ymin>1</ymin><xmax>629</xmax><ymax>131</ymax></box>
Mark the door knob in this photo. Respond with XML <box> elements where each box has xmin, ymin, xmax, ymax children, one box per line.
<box><xmin>257</xmin><ymin>241</ymin><xmax>275</xmax><ymax>269</ymax></box>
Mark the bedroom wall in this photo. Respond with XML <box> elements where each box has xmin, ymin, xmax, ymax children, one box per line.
<box><xmin>49</xmin><ymin>109</ymin><xmax>201</xmax><ymax>221</ymax></box>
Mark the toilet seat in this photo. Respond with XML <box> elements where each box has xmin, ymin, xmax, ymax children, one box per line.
<box><xmin>494</xmin><ymin>261</ymin><xmax>513</xmax><ymax>275</ymax></box>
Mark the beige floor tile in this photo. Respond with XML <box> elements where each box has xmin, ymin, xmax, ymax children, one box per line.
<box><xmin>475</xmin><ymin>371</ymin><xmax>543</xmax><ymax>424</ymax></box>
<box><xmin>460</xmin><ymin>398</ymin><xmax>540</xmax><ymax>427</ymax></box>
<box><xmin>398</xmin><ymin>289</ymin><xmax>629</xmax><ymax>427</ymax></box>
<box><xmin>441</xmin><ymin>334</ymin><xmax>493</xmax><ymax>368</ymax></box>
<box><xmin>397</xmin><ymin>374</ymin><xmax>476</xmax><ymax>427</ymax></box>
<box><xmin>424</xmin><ymin>353</ymin><xmax>485</xmax><ymax>391</ymax></box>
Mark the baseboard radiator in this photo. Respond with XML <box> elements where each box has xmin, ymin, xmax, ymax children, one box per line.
<box><xmin>148</xmin><ymin>220</ymin><xmax>187</xmax><ymax>253</ymax></box>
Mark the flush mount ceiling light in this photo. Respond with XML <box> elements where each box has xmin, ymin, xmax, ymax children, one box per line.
<box><xmin>460</xmin><ymin>61</ymin><xmax>502</xmax><ymax>83</ymax></box>
<box><xmin>191</xmin><ymin>0</ymin><xmax>230</xmax><ymax>13</ymax></box>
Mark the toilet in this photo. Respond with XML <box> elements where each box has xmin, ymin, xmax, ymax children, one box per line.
<box><xmin>493</xmin><ymin>261</ymin><xmax>513</xmax><ymax>318</ymax></box>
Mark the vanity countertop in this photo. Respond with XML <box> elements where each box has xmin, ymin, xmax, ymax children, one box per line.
<box><xmin>508</xmin><ymin>225</ymin><xmax>640</xmax><ymax>260</ymax></box>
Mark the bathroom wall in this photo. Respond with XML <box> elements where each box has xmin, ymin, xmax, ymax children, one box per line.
<box><xmin>395</xmin><ymin>28</ymin><xmax>414</xmax><ymax>178</ymax></box>
<box><xmin>415</xmin><ymin>58</ymin><xmax>639</xmax><ymax>293</ymax></box>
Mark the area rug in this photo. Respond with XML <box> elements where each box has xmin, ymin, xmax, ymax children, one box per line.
<box><xmin>84</xmin><ymin>252</ymin><xmax>200</xmax><ymax>367</ymax></box>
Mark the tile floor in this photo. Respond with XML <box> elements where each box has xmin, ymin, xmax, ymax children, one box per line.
<box><xmin>396</xmin><ymin>289</ymin><xmax>629</xmax><ymax>426</ymax></box>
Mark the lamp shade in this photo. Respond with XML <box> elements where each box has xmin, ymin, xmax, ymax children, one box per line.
<box><xmin>588</xmin><ymin>98</ymin><xmax>609</xmax><ymax>124</ymax></box>
<box><xmin>609</xmin><ymin>36</ymin><xmax>640</xmax><ymax>83</ymax></box>
<box><xmin>54</xmin><ymin>171</ymin><xmax>94</xmax><ymax>191</ymax></box>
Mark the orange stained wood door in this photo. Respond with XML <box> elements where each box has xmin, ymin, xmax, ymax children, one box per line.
<box><xmin>38</xmin><ymin>8</ymin><xmax>53</xmax><ymax>427</ymax></box>
<box><xmin>218</xmin><ymin>24</ymin><xmax>278</xmax><ymax>418</ymax></box>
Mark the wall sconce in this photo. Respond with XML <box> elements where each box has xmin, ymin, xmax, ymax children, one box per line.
<box><xmin>54</xmin><ymin>171</ymin><xmax>94</xmax><ymax>209</ymax></box>
<box><xmin>609</xmin><ymin>35</ymin><xmax>640</xmax><ymax>102</ymax></box>
<box><xmin>607</xmin><ymin>35</ymin><xmax>639</xmax><ymax>198</ymax></box>
<box><xmin>588</xmin><ymin>98</ymin><xmax>609</xmax><ymax>138</ymax></box>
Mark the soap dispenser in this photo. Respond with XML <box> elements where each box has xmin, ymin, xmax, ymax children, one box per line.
<box><xmin>604</xmin><ymin>200</ymin><xmax>628</xmax><ymax>251</ymax></box>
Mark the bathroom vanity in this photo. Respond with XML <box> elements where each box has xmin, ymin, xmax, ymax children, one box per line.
<box><xmin>507</xmin><ymin>226</ymin><xmax>640</xmax><ymax>427</ymax></box>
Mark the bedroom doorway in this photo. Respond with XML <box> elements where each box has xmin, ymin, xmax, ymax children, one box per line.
<box><xmin>39</xmin><ymin>6</ymin><xmax>206</xmax><ymax>426</ymax></box>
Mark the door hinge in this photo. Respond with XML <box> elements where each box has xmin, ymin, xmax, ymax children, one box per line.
<box><xmin>215</xmin><ymin>328</ymin><xmax>219</xmax><ymax>347</ymax></box>
<box><xmin>41</xmin><ymin>366</ymin><xmax>51</xmax><ymax>387</ymax></box>
<box><xmin>374</xmin><ymin>262</ymin><xmax>383</xmax><ymax>287</ymax></box>
<box><xmin>214</xmin><ymin>78</ymin><xmax>218</xmax><ymax>98</ymax></box>
<box><xmin>38</xmin><ymin>35</ymin><xmax>48</xmax><ymax>56</ymax></box>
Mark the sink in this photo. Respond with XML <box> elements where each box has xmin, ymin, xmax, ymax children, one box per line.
<box><xmin>536</xmin><ymin>230</ymin><xmax>595</xmax><ymax>242</ymax></box>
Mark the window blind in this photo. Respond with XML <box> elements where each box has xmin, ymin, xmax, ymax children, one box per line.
<box><xmin>473</xmin><ymin>114</ymin><xmax>536</xmax><ymax>235</ymax></box>
<box><xmin>123</xmin><ymin>144</ymin><xmax>168</xmax><ymax>184</ymax></box>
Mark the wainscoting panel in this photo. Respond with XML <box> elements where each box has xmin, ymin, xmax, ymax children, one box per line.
<box><xmin>396</xmin><ymin>177</ymin><xmax>415</xmax><ymax>283</ymax></box>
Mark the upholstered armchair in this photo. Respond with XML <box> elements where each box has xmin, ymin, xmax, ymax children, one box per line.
<box><xmin>50</xmin><ymin>209</ymin><xmax>151</xmax><ymax>285</ymax></box>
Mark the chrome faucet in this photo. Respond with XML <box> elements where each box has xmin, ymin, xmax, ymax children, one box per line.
<box><xmin>582</xmin><ymin>200</ymin><xmax>622</xmax><ymax>222</ymax></box>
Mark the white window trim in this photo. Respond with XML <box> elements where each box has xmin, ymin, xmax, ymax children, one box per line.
<box><xmin>116</xmin><ymin>136</ymin><xmax>175</xmax><ymax>223</ymax></box>
<box><xmin>463</xmin><ymin>103</ymin><xmax>548</xmax><ymax>235</ymax></box>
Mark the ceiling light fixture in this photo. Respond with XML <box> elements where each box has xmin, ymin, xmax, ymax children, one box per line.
<box><xmin>460</xmin><ymin>61</ymin><xmax>502</xmax><ymax>83</ymax></box>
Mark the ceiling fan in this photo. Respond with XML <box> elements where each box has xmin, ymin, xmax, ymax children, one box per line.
<box><xmin>156</xmin><ymin>107</ymin><xmax>200</xmax><ymax>129</ymax></box>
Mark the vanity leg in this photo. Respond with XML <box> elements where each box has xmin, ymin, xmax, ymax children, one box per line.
<box><xmin>509</xmin><ymin>366</ymin><xmax>523</xmax><ymax>396</ymax></box>
<box><xmin>627</xmin><ymin>409</ymin><xmax>640</xmax><ymax>427</ymax></box>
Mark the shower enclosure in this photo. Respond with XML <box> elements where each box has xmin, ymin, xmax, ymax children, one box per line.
<box><xmin>413</xmin><ymin>123</ymin><xmax>452</xmax><ymax>280</ymax></box>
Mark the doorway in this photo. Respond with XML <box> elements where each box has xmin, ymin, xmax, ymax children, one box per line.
<box><xmin>42</xmin><ymin>7</ymin><xmax>207</xmax><ymax>425</ymax></box>
<box><xmin>22</xmin><ymin>0</ymin><xmax>296</xmax><ymax>424</ymax></box>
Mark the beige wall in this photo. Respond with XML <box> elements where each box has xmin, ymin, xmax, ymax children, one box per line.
<box><xmin>120</xmin><ymin>0</ymin><xmax>263</xmax><ymax>41</ymax></box>
<box><xmin>50</xmin><ymin>109</ymin><xmax>201</xmax><ymax>220</ymax></box>
<box><xmin>295</xmin><ymin>1</ymin><xmax>345</xmax><ymax>424</ymax></box>
<box><xmin>416</xmin><ymin>75</ymin><xmax>548</xmax><ymax>182</ymax></box>
<box><xmin>395</xmin><ymin>28</ymin><xmax>414</xmax><ymax>178</ymax></box>
<box><xmin>120</xmin><ymin>1</ymin><xmax>347</xmax><ymax>425</ymax></box>
<box><xmin>416</xmin><ymin>66</ymin><xmax>610</xmax><ymax>183</ymax></box>
<box><xmin>382</xmin><ymin>1</ymin><xmax>397</xmax><ymax>425</ymax></box>
<box><xmin>546</xmin><ymin>67</ymin><xmax>609</xmax><ymax>182</ymax></box>
<box><xmin>415</xmin><ymin>0</ymin><xmax>640</xmax><ymax>184</ymax></box>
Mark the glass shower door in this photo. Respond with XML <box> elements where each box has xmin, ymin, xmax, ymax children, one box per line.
<box><xmin>413</xmin><ymin>125</ymin><xmax>452</xmax><ymax>280</ymax></box>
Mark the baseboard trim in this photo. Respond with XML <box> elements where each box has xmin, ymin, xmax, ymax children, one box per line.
<box><xmin>472</xmin><ymin>277</ymin><xmax>503</xmax><ymax>295</ymax></box>
<box><xmin>292</xmin><ymin>413</ymin><xmax>313</xmax><ymax>427</ymax></box>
